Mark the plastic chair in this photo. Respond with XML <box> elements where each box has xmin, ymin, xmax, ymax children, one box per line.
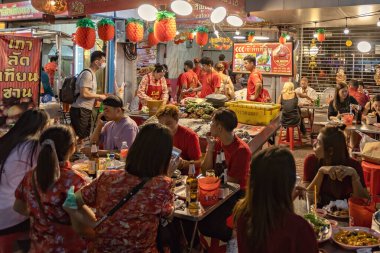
<box><xmin>362</xmin><ymin>161</ymin><xmax>380</xmax><ymax>202</ymax></box>
<box><xmin>278</xmin><ymin>125</ymin><xmax>302</xmax><ymax>150</ymax></box>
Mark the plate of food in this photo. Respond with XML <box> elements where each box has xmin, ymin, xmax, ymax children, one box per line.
<box><xmin>332</xmin><ymin>227</ymin><xmax>380</xmax><ymax>250</ymax></box>
<box><xmin>323</xmin><ymin>200</ymin><xmax>349</xmax><ymax>219</ymax></box>
<box><xmin>304</xmin><ymin>213</ymin><xmax>332</xmax><ymax>243</ymax></box>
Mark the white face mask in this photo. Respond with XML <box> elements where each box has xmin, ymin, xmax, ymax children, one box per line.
<box><xmin>100</xmin><ymin>62</ymin><xmax>107</xmax><ymax>69</ymax></box>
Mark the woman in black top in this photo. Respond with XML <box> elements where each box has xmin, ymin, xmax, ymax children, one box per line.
<box><xmin>328</xmin><ymin>82</ymin><xmax>358</xmax><ymax>120</ymax></box>
<box><xmin>277</xmin><ymin>82</ymin><xmax>301</xmax><ymax>126</ymax></box>
<box><xmin>363</xmin><ymin>94</ymin><xmax>380</xmax><ymax>123</ymax></box>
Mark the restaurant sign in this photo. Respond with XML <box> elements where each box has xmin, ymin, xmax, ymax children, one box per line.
<box><xmin>233</xmin><ymin>42</ymin><xmax>293</xmax><ymax>76</ymax></box>
<box><xmin>0</xmin><ymin>35</ymin><xmax>42</xmax><ymax>127</ymax></box>
<box><xmin>0</xmin><ymin>1</ymin><xmax>43</xmax><ymax>21</ymax></box>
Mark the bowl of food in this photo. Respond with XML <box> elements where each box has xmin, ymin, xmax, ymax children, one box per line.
<box><xmin>323</xmin><ymin>200</ymin><xmax>349</xmax><ymax>219</ymax></box>
<box><xmin>304</xmin><ymin>213</ymin><xmax>332</xmax><ymax>243</ymax></box>
<box><xmin>332</xmin><ymin>227</ymin><xmax>380</xmax><ymax>250</ymax></box>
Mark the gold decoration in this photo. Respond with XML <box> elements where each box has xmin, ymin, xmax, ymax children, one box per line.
<box><xmin>210</xmin><ymin>37</ymin><xmax>233</xmax><ymax>50</ymax></box>
<box><xmin>346</xmin><ymin>40</ymin><xmax>352</xmax><ymax>47</ymax></box>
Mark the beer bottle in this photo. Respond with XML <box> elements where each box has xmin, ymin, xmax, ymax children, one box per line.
<box><xmin>214</xmin><ymin>151</ymin><xmax>222</xmax><ymax>177</ymax></box>
<box><xmin>89</xmin><ymin>142</ymin><xmax>99</xmax><ymax>179</ymax></box>
<box><xmin>356</xmin><ymin>105</ymin><xmax>362</xmax><ymax>124</ymax></box>
<box><xmin>186</xmin><ymin>162</ymin><xmax>199</xmax><ymax>214</ymax></box>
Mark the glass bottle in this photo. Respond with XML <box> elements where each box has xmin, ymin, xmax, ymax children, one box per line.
<box><xmin>186</xmin><ymin>163</ymin><xmax>199</xmax><ymax>215</ymax></box>
<box><xmin>89</xmin><ymin>142</ymin><xmax>99</xmax><ymax>179</ymax></box>
<box><xmin>120</xmin><ymin>141</ymin><xmax>128</xmax><ymax>162</ymax></box>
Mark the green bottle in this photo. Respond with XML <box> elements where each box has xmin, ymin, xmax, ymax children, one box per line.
<box><xmin>315</xmin><ymin>95</ymin><xmax>320</xmax><ymax>107</ymax></box>
<box><xmin>99</xmin><ymin>102</ymin><xmax>104</xmax><ymax>113</ymax></box>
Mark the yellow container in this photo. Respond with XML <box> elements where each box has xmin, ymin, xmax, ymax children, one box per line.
<box><xmin>225</xmin><ymin>100</ymin><xmax>280</xmax><ymax>125</ymax></box>
<box><xmin>147</xmin><ymin>100</ymin><xmax>164</xmax><ymax>116</ymax></box>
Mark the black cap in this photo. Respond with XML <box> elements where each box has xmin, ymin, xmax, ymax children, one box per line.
<box><xmin>103</xmin><ymin>95</ymin><xmax>123</xmax><ymax>108</ymax></box>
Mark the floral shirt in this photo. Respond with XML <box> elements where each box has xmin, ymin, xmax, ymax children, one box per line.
<box><xmin>15</xmin><ymin>163</ymin><xmax>87</xmax><ymax>253</ymax></box>
<box><xmin>137</xmin><ymin>72</ymin><xmax>169</xmax><ymax>104</ymax></box>
<box><xmin>80</xmin><ymin>170</ymin><xmax>174</xmax><ymax>253</ymax></box>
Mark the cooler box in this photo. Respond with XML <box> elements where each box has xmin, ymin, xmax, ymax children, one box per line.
<box><xmin>225</xmin><ymin>101</ymin><xmax>280</xmax><ymax>125</ymax></box>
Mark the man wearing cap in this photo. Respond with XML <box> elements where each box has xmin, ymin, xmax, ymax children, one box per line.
<box><xmin>90</xmin><ymin>95</ymin><xmax>138</xmax><ymax>153</ymax></box>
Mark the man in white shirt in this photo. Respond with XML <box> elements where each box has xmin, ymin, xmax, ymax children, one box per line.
<box><xmin>295</xmin><ymin>77</ymin><xmax>317</xmax><ymax>134</ymax></box>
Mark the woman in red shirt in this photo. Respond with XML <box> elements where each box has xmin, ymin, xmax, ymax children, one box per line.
<box><xmin>14</xmin><ymin>125</ymin><xmax>87</xmax><ymax>253</ymax></box>
<box><xmin>234</xmin><ymin>147</ymin><xmax>318</xmax><ymax>253</ymax></box>
<box><xmin>156</xmin><ymin>105</ymin><xmax>202</xmax><ymax>175</ymax></box>
<box><xmin>65</xmin><ymin>123</ymin><xmax>175</xmax><ymax>252</ymax></box>
<box><xmin>303</xmin><ymin>125</ymin><xmax>368</xmax><ymax>206</ymax></box>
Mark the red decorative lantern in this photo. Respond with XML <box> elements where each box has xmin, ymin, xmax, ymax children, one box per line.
<box><xmin>97</xmin><ymin>18</ymin><xmax>115</xmax><ymax>42</ymax></box>
<box><xmin>147</xmin><ymin>27</ymin><xmax>159</xmax><ymax>47</ymax></box>
<box><xmin>31</xmin><ymin>0</ymin><xmax>67</xmax><ymax>15</ymax></box>
<box><xmin>317</xmin><ymin>29</ymin><xmax>326</xmax><ymax>42</ymax></box>
<box><xmin>75</xmin><ymin>18</ymin><xmax>96</xmax><ymax>50</ymax></box>
<box><xmin>126</xmin><ymin>18</ymin><xmax>144</xmax><ymax>43</ymax></box>
<box><xmin>195</xmin><ymin>26</ymin><xmax>209</xmax><ymax>47</ymax></box>
<box><xmin>187</xmin><ymin>29</ymin><xmax>195</xmax><ymax>41</ymax></box>
<box><xmin>247</xmin><ymin>31</ymin><xmax>255</xmax><ymax>43</ymax></box>
<box><xmin>154</xmin><ymin>11</ymin><xmax>177</xmax><ymax>42</ymax></box>
<box><xmin>279</xmin><ymin>33</ymin><xmax>287</xmax><ymax>44</ymax></box>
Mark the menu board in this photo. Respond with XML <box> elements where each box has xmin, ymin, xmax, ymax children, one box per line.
<box><xmin>233</xmin><ymin>42</ymin><xmax>293</xmax><ymax>76</ymax></box>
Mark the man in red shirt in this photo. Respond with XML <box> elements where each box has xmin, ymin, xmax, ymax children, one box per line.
<box><xmin>156</xmin><ymin>105</ymin><xmax>202</xmax><ymax>175</ymax></box>
<box><xmin>193</xmin><ymin>58</ymin><xmax>201</xmax><ymax>78</ymax></box>
<box><xmin>244</xmin><ymin>55</ymin><xmax>265</xmax><ymax>102</ymax></box>
<box><xmin>348</xmin><ymin>79</ymin><xmax>369</xmax><ymax>108</ymax></box>
<box><xmin>199</xmin><ymin>57</ymin><xmax>221</xmax><ymax>98</ymax></box>
<box><xmin>177</xmin><ymin>60</ymin><xmax>202</xmax><ymax>101</ymax></box>
<box><xmin>44</xmin><ymin>55</ymin><xmax>58</xmax><ymax>87</ymax></box>
<box><xmin>199</xmin><ymin>108</ymin><xmax>252</xmax><ymax>242</ymax></box>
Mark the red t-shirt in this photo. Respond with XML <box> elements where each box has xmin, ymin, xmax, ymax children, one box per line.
<box><xmin>303</xmin><ymin>154</ymin><xmax>365</xmax><ymax>206</ymax></box>
<box><xmin>173</xmin><ymin>125</ymin><xmax>202</xmax><ymax>174</ymax></box>
<box><xmin>199</xmin><ymin>70</ymin><xmax>221</xmax><ymax>98</ymax></box>
<box><xmin>247</xmin><ymin>68</ymin><xmax>264</xmax><ymax>102</ymax></box>
<box><xmin>179</xmin><ymin>70</ymin><xmax>199</xmax><ymax>98</ymax></box>
<box><xmin>237</xmin><ymin>212</ymin><xmax>318</xmax><ymax>253</ymax></box>
<box><xmin>212</xmin><ymin>136</ymin><xmax>252</xmax><ymax>190</ymax></box>
<box><xmin>349</xmin><ymin>87</ymin><xmax>369</xmax><ymax>108</ymax></box>
<box><xmin>194</xmin><ymin>66</ymin><xmax>202</xmax><ymax>78</ymax></box>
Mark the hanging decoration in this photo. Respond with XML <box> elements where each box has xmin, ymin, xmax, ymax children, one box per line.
<box><xmin>210</xmin><ymin>37</ymin><xmax>233</xmax><ymax>50</ymax></box>
<box><xmin>97</xmin><ymin>18</ymin><xmax>115</xmax><ymax>42</ymax></box>
<box><xmin>187</xmin><ymin>29</ymin><xmax>195</xmax><ymax>41</ymax></box>
<box><xmin>308</xmin><ymin>39</ymin><xmax>318</xmax><ymax>69</ymax></box>
<box><xmin>195</xmin><ymin>26</ymin><xmax>209</xmax><ymax>47</ymax></box>
<box><xmin>31</xmin><ymin>0</ymin><xmax>67</xmax><ymax>15</ymax></box>
<box><xmin>154</xmin><ymin>11</ymin><xmax>177</xmax><ymax>42</ymax></box>
<box><xmin>75</xmin><ymin>18</ymin><xmax>96</xmax><ymax>50</ymax></box>
<box><xmin>147</xmin><ymin>27</ymin><xmax>159</xmax><ymax>47</ymax></box>
<box><xmin>222</xmin><ymin>37</ymin><xmax>233</xmax><ymax>50</ymax></box>
<box><xmin>174</xmin><ymin>32</ymin><xmax>187</xmax><ymax>45</ymax></box>
<box><xmin>247</xmin><ymin>31</ymin><xmax>255</xmax><ymax>43</ymax></box>
<box><xmin>346</xmin><ymin>39</ymin><xmax>353</xmax><ymax>47</ymax></box>
<box><xmin>126</xmin><ymin>18</ymin><xmax>144</xmax><ymax>43</ymax></box>
<box><xmin>316</xmin><ymin>28</ymin><xmax>326</xmax><ymax>42</ymax></box>
<box><xmin>279</xmin><ymin>33</ymin><xmax>287</xmax><ymax>44</ymax></box>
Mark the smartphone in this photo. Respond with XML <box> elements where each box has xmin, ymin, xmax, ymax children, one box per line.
<box><xmin>172</xmin><ymin>147</ymin><xmax>182</xmax><ymax>159</ymax></box>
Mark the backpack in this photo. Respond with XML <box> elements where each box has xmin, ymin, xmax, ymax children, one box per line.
<box><xmin>60</xmin><ymin>69</ymin><xmax>93</xmax><ymax>104</ymax></box>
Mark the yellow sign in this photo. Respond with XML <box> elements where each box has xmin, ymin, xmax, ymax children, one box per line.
<box><xmin>0</xmin><ymin>22</ymin><xmax>5</xmax><ymax>29</ymax></box>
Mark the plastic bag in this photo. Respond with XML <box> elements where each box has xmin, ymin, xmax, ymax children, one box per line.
<box><xmin>357</xmin><ymin>131</ymin><xmax>378</xmax><ymax>152</ymax></box>
<box><xmin>63</xmin><ymin>186</ymin><xmax>78</xmax><ymax>209</ymax></box>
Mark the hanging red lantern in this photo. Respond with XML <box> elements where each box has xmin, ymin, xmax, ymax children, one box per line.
<box><xmin>71</xmin><ymin>33</ymin><xmax>76</xmax><ymax>43</ymax></box>
<box><xmin>147</xmin><ymin>27</ymin><xmax>159</xmax><ymax>47</ymax></box>
<box><xmin>247</xmin><ymin>31</ymin><xmax>255</xmax><ymax>43</ymax></box>
<box><xmin>195</xmin><ymin>26</ymin><xmax>209</xmax><ymax>47</ymax></box>
<box><xmin>126</xmin><ymin>18</ymin><xmax>144</xmax><ymax>43</ymax></box>
<box><xmin>97</xmin><ymin>18</ymin><xmax>115</xmax><ymax>42</ymax></box>
<box><xmin>31</xmin><ymin>0</ymin><xmax>67</xmax><ymax>15</ymax></box>
<box><xmin>187</xmin><ymin>29</ymin><xmax>195</xmax><ymax>41</ymax></box>
<box><xmin>75</xmin><ymin>18</ymin><xmax>96</xmax><ymax>50</ymax></box>
<box><xmin>279</xmin><ymin>33</ymin><xmax>287</xmax><ymax>44</ymax></box>
<box><xmin>317</xmin><ymin>29</ymin><xmax>326</xmax><ymax>42</ymax></box>
<box><xmin>154</xmin><ymin>11</ymin><xmax>177</xmax><ymax>42</ymax></box>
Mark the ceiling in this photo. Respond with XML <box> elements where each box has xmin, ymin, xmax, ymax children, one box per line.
<box><xmin>250</xmin><ymin>4</ymin><xmax>380</xmax><ymax>28</ymax></box>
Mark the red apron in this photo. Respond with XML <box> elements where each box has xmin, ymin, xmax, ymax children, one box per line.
<box><xmin>139</xmin><ymin>74</ymin><xmax>163</xmax><ymax>109</ymax></box>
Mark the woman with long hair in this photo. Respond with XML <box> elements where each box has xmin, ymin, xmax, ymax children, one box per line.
<box><xmin>0</xmin><ymin>109</ymin><xmax>49</xmax><ymax>253</ymax></box>
<box><xmin>363</xmin><ymin>94</ymin><xmax>380</xmax><ymax>123</ymax></box>
<box><xmin>328</xmin><ymin>82</ymin><xmax>358</xmax><ymax>120</ymax></box>
<box><xmin>13</xmin><ymin>125</ymin><xmax>88</xmax><ymax>252</ymax></box>
<box><xmin>234</xmin><ymin>147</ymin><xmax>318</xmax><ymax>253</ymax></box>
<box><xmin>65</xmin><ymin>123</ymin><xmax>175</xmax><ymax>252</ymax></box>
<box><xmin>277</xmin><ymin>82</ymin><xmax>301</xmax><ymax>127</ymax></box>
<box><xmin>303</xmin><ymin>125</ymin><xmax>368</xmax><ymax>206</ymax></box>
<box><xmin>214</xmin><ymin>62</ymin><xmax>235</xmax><ymax>100</ymax></box>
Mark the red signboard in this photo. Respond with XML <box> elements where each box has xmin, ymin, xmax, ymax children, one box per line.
<box><xmin>233</xmin><ymin>42</ymin><xmax>293</xmax><ymax>76</ymax></box>
<box><xmin>0</xmin><ymin>35</ymin><xmax>42</xmax><ymax>127</ymax></box>
<box><xmin>0</xmin><ymin>1</ymin><xmax>43</xmax><ymax>21</ymax></box>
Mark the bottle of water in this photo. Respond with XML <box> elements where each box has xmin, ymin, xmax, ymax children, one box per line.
<box><xmin>108</xmin><ymin>153</ymin><xmax>116</xmax><ymax>169</ymax></box>
<box><xmin>120</xmin><ymin>141</ymin><xmax>128</xmax><ymax>162</ymax></box>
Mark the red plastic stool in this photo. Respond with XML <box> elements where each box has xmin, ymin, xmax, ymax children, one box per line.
<box><xmin>362</xmin><ymin>161</ymin><xmax>380</xmax><ymax>202</ymax></box>
<box><xmin>278</xmin><ymin>125</ymin><xmax>302</xmax><ymax>150</ymax></box>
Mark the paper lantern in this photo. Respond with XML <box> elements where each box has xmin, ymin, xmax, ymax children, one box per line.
<box><xmin>126</xmin><ymin>18</ymin><xmax>144</xmax><ymax>43</ymax></box>
<box><xmin>279</xmin><ymin>33</ymin><xmax>287</xmax><ymax>44</ymax></box>
<box><xmin>154</xmin><ymin>11</ymin><xmax>176</xmax><ymax>42</ymax></box>
<box><xmin>75</xmin><ymin>18</ymin><xmax>96</xmax><ymax>50</ymax></box>
<box><xmin>31</xmin><ymin>0</ymin><xmax>67</xmax><ymax>15</ymax></box>
<box><xmin>97</xmin><ymin>18</ymin><xmax>115</xmax><ymax>42</ymax></box>
<box><xmin>147</xmin><ymin>27</ymin><xmax>159</xmax><ymax>47</ymax></box>
<box><xmin>195</xmin><ymin>26</ymin><xmax>209</xmax><ymax>47</ymax></box>
<box><xmin>317</xmin><ymin>29</ymin><xmax>326</xmax><ymax>42</ymax></box>
<box><xmin>247</xmin><ymin>31</ymin><xmax>255</xmax><ymax>43</ymax></box>
<box><xmin>187</xmin><ymin>29</ymin><xmax>195</xmax><ymax>41</ymax></box>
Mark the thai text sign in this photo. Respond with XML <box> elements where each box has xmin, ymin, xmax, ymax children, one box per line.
<box><xmin>0</xmin><ymin>1</ymin><xmax>43</xmax><ymax>21</ymax></box>
<box><xmin>0</xmin><ymin>35</ymin><xmax>42</xmax><ymax>112</ymax></box>
<box><xmin>233</xmin><ymin>42</ymin><xmax>293</xmax><ymax>76</ymax></box>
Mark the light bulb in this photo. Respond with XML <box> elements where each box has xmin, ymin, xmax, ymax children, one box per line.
<box><xmin>344</xmin><ymin>27</ymin><xmax>349</xmax><ymax>35</ymax></box>
<box><xmin>137</xmin><ymin>4</ymin><xmax>158</xmax><ymax>22</ymax></box>
<box><xmin>286</xmin><ymin>34</ymin><xmax>291</xmax><ymax>40</ymax></box>
<box><xmin>50</xmin><ymin>0</ymin><xmax>56</xmax><ymax>5</ymax></box>
<box><xmin>176</xmin><ymin>31</ymin><xmax>180</xmax><ymax>35</ymax></box>
<box><xmin>214</xmin><ymin>30</ymin><xmax>219</xmax><ymax>35</ymax></box>
<box><xmin>313</xmin><ymin>33</ymin><xmax>318</xmax><ymax>38</ymax></box>
<box><xmin>235</xmin><ymin>30</ymin><xmax>240</xmax><ymax>35</ymax></box>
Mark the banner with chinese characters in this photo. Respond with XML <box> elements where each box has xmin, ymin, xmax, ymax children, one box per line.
<box><xmin>233</xmin><ymin>42</ymin><xmax>293</xmax><ymax>76</ymax></box>
<box><xmin>0</xmin><ymin>35</ymin><xmax>42</xmax><ymax>127</ymax></box>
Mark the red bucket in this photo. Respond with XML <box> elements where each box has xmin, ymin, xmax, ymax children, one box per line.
<box><xmin>198</xmin><ymin>177</ymin><xmax>221</xmax><ymax>206</ymax></box>
<box><xmin>348</xmin><ymin>197</ymin><xmax>375</xmax><ymax>227</ymax></box>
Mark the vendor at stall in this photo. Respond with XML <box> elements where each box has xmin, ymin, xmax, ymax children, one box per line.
<box><xmin>88</xmin><ymin>95</ymin><xmax>138</xmax><ymax>155</ymax></box>
<box><xmin>198</xmin><ymin>57</ymin><xmax>221</xmax><ymax>98</ymax></box>
<box><xmin>156</xmin><ymin>105</ymin><xmax>202</xmax><ymax>174</ymax></box>
<box><xmin>137</xmin><ymin>63</ymin><xmax>169</xmax><ymax>106</ymax></box>
<box><xmin>244</xmin><ymin>55</ymin><xmax>265</xmax><ymax>102</ymax></box>
<box><xmin>178</xmin><ymin>60</ymin><xmax>202</xmax><ymax>101</ymax></box>
<box><xmin>199</xmin><ymin>108</ymin><xmax>251</xmax><ymax>242</ymax></box>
